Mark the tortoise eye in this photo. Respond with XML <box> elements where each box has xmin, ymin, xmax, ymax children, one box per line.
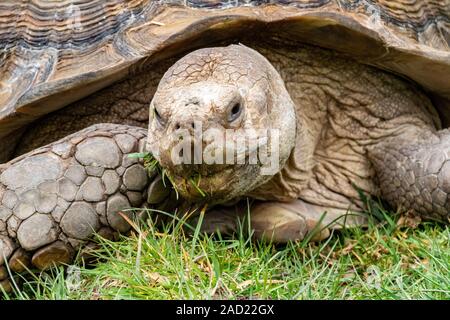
<box><xmin>228</xmin><ymin>102</ymin><xmax>242</xmax><ymax>122</ymax></box>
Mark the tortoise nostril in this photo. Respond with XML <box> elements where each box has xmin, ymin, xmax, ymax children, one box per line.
<box><xmin>186</xmin><ymin>98</ymin><xmax>200</xmax><ymax>106</ymax></box>
<box><xmin>174</xmin><ymin>122</ymin><xmax>196</xmax><ymax>130</ymax></box>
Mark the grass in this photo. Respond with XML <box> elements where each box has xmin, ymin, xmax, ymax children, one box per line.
<box><xmin>2</xmin><ymin>199</ymin><xmax>449</xmax><ymax>300</ymax></box>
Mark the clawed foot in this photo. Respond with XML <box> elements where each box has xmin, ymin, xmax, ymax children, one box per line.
<box><xmin>250</xmin><ymin>201</ymin><xmax>331</xmax><ymax>243</ymax></box>
<box><xmin>196</xmin><ymin>199</ymin><xmax>366</xmax><ymax>244</ymax></box>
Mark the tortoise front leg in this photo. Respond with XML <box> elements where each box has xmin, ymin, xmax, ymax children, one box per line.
<box><xmin>369</xmin><ymin>128</ymin><xmax>450</xmax><ymax>222</ymax></box>
<box><xmin>196</xmin><ymin>199</ymin><xmax>366</xmax><ymax>243</ymax></box>
<box><xmin>0</xmin><ymin>123</ymin><xmax>166</xmax><ymax>292</ymax></box>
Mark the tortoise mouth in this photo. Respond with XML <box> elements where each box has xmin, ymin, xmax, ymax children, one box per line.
<box><xmin>168</xmin><ymin>166</ymin><xmax>240</xmax><ymax>203</ymax></box>
<box><xmin>171</xmin><ymin>163</ymin><xmax>237</xmax><ymax>180</ymax></box>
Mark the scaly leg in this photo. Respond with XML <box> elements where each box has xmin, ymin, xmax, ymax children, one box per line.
<box><xmin>0</xmin><ymin>124</ymin><xmax>171</xmax><ymax>292</ymax></box>
<box><xmin>369</xmin><ymin>128</ymin><xmax>450</xmax><ymax>222</ymax></box>
<box><xmin>197</xmin><ymin>199</ymin><xmax>366</xmax><ymax>243</ymax></box>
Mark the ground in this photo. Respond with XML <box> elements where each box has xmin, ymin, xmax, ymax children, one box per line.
<box><xmin>2</xmin><ymin>197</ymin><xmax>449</xmax><ymax>300</ymax></box>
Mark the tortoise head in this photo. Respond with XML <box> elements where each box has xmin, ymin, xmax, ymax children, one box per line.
<box><xmin>147</xmin><ymin>45</ymin><xmax>297</xmax><ymax>203</ymax></box>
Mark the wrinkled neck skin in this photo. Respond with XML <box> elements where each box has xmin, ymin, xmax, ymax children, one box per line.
<box><xmin>147</xmin><ymin>45</ymin><xmax>297</xmax><ymax>205</ymax></box>
<box><xmin>246</xmin><ymin>107</ymin><xmax>313</xmax><ymax>201</ymax></box>
<box><xmin>246</xmin><ymin>43</ymin><xmax>439</xmax><ymax>211</ymax></box>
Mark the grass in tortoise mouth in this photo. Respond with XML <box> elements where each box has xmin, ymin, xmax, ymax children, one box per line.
<box><xmin>128</xmin><ymin>152</ymin><xmax>207</xmax><ymax>200</ymax></box>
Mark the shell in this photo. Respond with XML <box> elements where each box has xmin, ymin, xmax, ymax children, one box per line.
<box><xmin>0</xmin><ymin>0</ymin><xmax>449</xmax><ymax>154</ymax></box>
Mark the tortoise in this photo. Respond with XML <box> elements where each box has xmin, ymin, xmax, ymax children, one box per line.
<box><xmin>0</xmin><ymin>0</ymin><xmax>449</xmax><ymax>292</ymax></box>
